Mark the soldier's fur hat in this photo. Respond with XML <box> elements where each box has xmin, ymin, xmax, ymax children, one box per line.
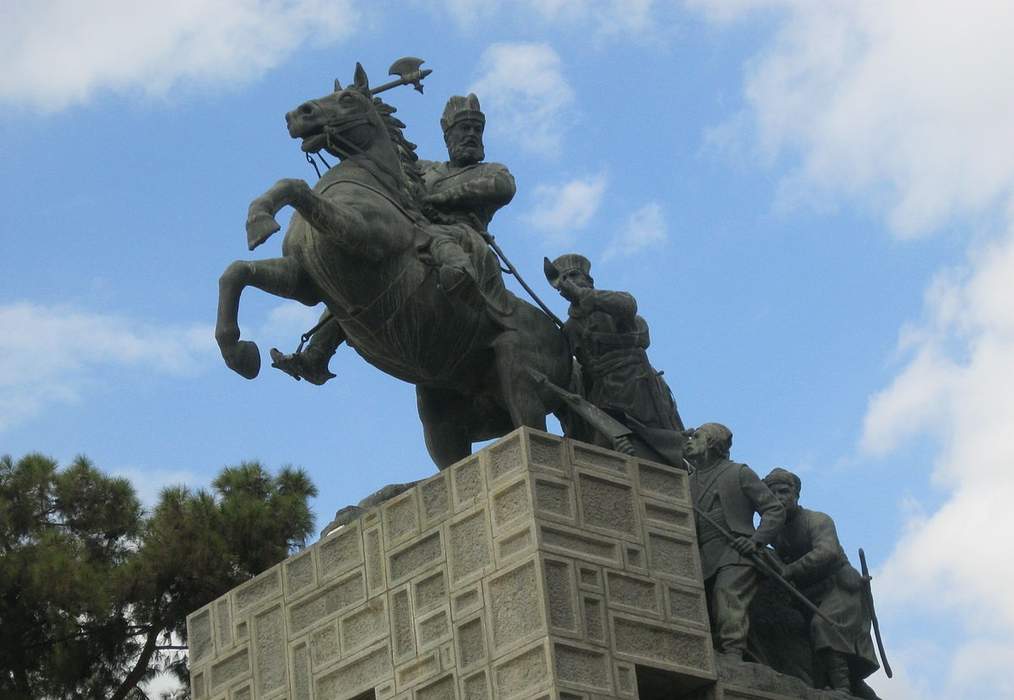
<box><xmin>696</xmin><ymin>422</ymin><xmax>732</xmax><ymax>458</ymax></box>
<box><xmin>441</xmin><ymin>94</ymin><xmax>485</xmax><ymax>133</ymax></box>
<box><xmin>544</xmin><ymin>254</ymin><xmax>593</xmax><ymax>289</ymax></box>
<box><xmin>763</xmin><ymin>467</ymin><xmax>801</xmax><ymax>494</ymax></box>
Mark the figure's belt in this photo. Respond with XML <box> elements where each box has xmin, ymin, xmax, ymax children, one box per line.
<box><xmin>587</xmin><ymin>329</ymin><xmax>648</xmax><ymax>349</ymax></box>
<box><xmin>697</xmin><ymin>508</ymin><xmax>731</xmax><ymax>544</ymax></box>
<box><xmin>584</xmin><ymin>348</ymin><xmax>649</xmax><ymax>376</ymax></box>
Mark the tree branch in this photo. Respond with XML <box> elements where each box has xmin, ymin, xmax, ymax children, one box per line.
<box><xmin>110</xmin><ymin>618</ymin><xmax>161</xmax><ymax>700</ymax></box>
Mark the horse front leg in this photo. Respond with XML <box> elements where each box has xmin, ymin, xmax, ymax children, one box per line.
<box><xmin>216</xmin><ymin>255</ymin><xmax>319</xmax><ymax>379</ymax></box>
<box><xmin>246</xmin><ymin>178</ymin><xmax>377</xmax><ymax>257</ymax></box>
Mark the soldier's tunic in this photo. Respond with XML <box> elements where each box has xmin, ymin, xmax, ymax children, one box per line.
<box><xmin>772</xmin><ymin>507</ymin><xmax>879</xmax><ymax>679</ymax></box>
<box><xmin>690</xmin><ymin>459</ymin><xmax>785</xmax><ymax>655</ymax></box>
<box><xmin>564</xmin><ymin>290</ymin><xmax>684</xmax><ymax>434</ymax></box>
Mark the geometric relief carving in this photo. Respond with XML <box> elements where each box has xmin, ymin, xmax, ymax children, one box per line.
<box><xmin>544</xmin><ymin>559</ymin><xmax>577</xmax><ymax>632</ymax></box>
<box><xmin>638</xmin><ymin>463</ymin><xmax>687</xmax><ymax>502</ymax></box>
<box><xmin>579</xmin><ymin>474</ymin><xmax>636</xmax><ymax>535</ymax></box>
<box><xmin>288</xmin><ymin>571</ymin><xmax>366</xmax><ymax>634</ymax></box>
<box><xmin>254</xmin><ymin>605</ymin><xmax>286</xmax><ymax>695</ymax></box>
<box><xmin>487</xmin><ymin>560</ymin><xmax>542</xmax><ymax>652</ymax></box>
<box><xmin>384</xmin><ymin>492</ymin><xmax>420</xmax><ymax>546</ymax></box>
<box><xmin>489</xmin><ymin>435</ymin><xmax>523</xmax><ymax>482</ymax></box>
<box><xmin>572</xmin><ymin>444</ymin><xmax>627</xmax><ymax>474</ymax></box>
<box><xmin>606</xmin><ymin>572</ymin><xmax>659</xmax><ymax>614</ymax></box>
<box><xmin>318</xmin><ymin>526</ymin><xmax>364</xmax><ymax>580</ymax></box>
<box><xmin>341</xmin><ymin>597</ymin><xmax>389</xmax><ymax>655</ymax></box>
<box><xmin>389</xmin><ymin>531</ymin><xmax>443</xmax><ymax>583</ymax></box>
<box><xmin>647</xmin><ymin>532</ymin><xmax>697</xmax><ymax>579</ymax></box>
<box><xmin>493</xmin><ymin>644</ymin><xmax>549</xmax><ymax>698</ymax></box>
<box><xmin>554</xmin><ymin>643</ymin><xmax>610</xmax><ymax>690</ymax></box>
<box><xmin>612</xmin><ymin>614</ymin><xmax>711</xmax><ymax>672</ymax></box>
<box><xmin>449</xmin><ymin>510</ymin><xmax>491</xmax><ymax>583</ymax></box>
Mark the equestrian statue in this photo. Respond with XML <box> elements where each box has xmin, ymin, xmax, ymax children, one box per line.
<box><xmin>214</xmin><ymin>60</ymin><xmax>571</xmax><ymax>468</ymax></box>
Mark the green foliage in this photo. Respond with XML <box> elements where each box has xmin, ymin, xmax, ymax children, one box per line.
<box><xmin>0</xmin><ymin>454</ymin><xmax>317</xmax><ymax>699</ymax></box>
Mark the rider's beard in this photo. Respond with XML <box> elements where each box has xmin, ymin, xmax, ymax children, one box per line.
<box><xmin>450</xmin><ymin>142</ymin><xmax>484</xmax><ymax>166</ymax></box>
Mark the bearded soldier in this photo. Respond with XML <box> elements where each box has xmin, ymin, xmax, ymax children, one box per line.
<box><xmin>762</xmin><ymin>468</ymin><xmax>880</xmax><ymax>698</ymax></box>
<box><xmin>417</xmin><ymin>93</ymin><xmax>515</xmax><ymax>232</ymax></box>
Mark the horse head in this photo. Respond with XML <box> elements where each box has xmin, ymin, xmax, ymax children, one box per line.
<box><xmin>285</xmin><ymin>63</ymin><xmax>387</xmax><ymax>160</ymax></box>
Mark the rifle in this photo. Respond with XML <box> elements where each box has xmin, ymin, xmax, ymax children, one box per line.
<box><xmin>689</xmin><ymin>494</ymin><xmax>843</xmax><ymax>629</ymax></box>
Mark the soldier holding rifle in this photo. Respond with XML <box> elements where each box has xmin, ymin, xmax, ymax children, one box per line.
<box><xmin>762</xmin><ymin>468</ymin><xmax>882</xmax><ymax>698</ymax></box>
<box><xmin>685</xmin><ymin>423</ymin><xmax>785</xmax><ymax>660</ymax></box>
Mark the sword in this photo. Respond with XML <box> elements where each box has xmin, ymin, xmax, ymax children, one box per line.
<box><xmin>859</xmin><ymin>548</ymin><xmax>893</xmax><ymax>678</ymax></box>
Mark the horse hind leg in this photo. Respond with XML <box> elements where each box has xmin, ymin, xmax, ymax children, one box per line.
<box><xmin>216</xmin><ymin>256</ymin><xmax>319</xmax><ymax>379</ymax></box>
<box><xmin>416</xmin><ymin>386</ymin><xmax>474</xmax><ymax>469</ymax></box>
<box><xmin>491</xmin><ymin>331</ymin><xmax>552</xmax><ymax>432</ymax></box>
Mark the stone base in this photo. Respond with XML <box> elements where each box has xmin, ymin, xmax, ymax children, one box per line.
<box><xmin>186</xmin><ymin>428</ymin><xmax>833</xmax><ymax>700</ymax></box>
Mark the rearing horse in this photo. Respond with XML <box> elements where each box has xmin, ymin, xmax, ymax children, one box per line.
<box><xmin>215</xmin><ymin>64</ymin><xmax>571</xmax><ymax>468</ymax></box>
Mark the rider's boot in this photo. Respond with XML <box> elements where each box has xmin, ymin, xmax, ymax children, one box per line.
<box><xmin>269</xmin><ymin>346</ymin><xmax>336</xmax><ymax>385</ymax></box>
<box><xmin>431</xmin><ymin>237</ymin><xmax>481</xmax><ymax>305</ymax></box>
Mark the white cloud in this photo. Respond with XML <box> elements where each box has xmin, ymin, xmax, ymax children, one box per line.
<box><xmin>602</xmin><ymin>201</ymin><xmax>668</xmax><ymax>261</ymax></box>
<box><xmin>0</xmin><ymin>0</ymin><xmax>359</xmax><ymax>112</ymax></box>
<box><xmin>864</xmin><ymin>227</ymin><xmax>1014</xmax><ymax>625</ymax></box>
<box><xmin>0</xmin><ymin>302</ymin><xmax>215</xmax><ymax>431</ymax></box>
<box><xmin>523</xmin><ymin>172</ymin><xmax>608</xmax><ymax>243</ymax></box>
<box><xmin>692</xmin><ymin>0</ymin><xmax>1014</xmax><ymax>237</ymax></box>
<box><xmin>432</xmin><ymin>0</ymin><xmax>662</xmax><ymax>38</ymax></box>
<box><xmin>469</xmin><ymin>42</ymin><xmax>575</xmax><ymax>157</ymax></box>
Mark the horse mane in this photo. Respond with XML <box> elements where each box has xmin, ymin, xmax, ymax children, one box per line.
<box><xmin>372</xmin><ymin>97</ymin><xmax>426</xmax><ymax>203</ymax></box>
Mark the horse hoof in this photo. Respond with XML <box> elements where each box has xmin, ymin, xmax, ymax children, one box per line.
<box><xmin>246</xmin><ymin>214</ymin><xmax>280</xmax><ymax>250</ymax></box>
<box><xmin>229</xmin><ymin>340</ymin><xmax>261</xmax><ymax>379</ymax></box>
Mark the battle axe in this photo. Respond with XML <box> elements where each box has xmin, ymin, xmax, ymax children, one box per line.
<box><xmin>369</xmin><ymin>57</ymin><xmax>432</xmax><ymax>96</ymax></box>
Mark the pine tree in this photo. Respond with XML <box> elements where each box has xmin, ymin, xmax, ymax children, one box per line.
<box><xmin>0</xmin><ymin>454</ymin><xmax>317</xmax><ymax>698</ymax></box>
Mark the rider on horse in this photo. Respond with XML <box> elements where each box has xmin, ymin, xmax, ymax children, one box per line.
<box><xmin>272</xmin><ymin>93</ymin><xmax>516</xmax><ymax>385</ymax></box>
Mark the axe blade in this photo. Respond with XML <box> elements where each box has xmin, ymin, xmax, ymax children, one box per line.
<box><xmin>388</xmin><ymin>56</ymin><xmax>425</xmax><ymax>79</ymax></box>
<box><xmin>371</xmin><ymin>58</ymin><xmax>432</xmax><ymax>96</ymax></box>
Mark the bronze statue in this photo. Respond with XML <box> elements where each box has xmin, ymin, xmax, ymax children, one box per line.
<box><xmin>215</xmin><ymin>63</ymin><xmax>571</xmax><ymax>468</ymax></box>
<box><xmin>418</xmin><ymin>94</ymin><xmax>515</xmax><ymax>230</ymax></box>
<box><xmin>270</xmin><ymin>93</ymin><xmax>517</xmax><ymax>385</ymax></box>
<box><xmin>686</xmin><ymin>423</ymin><xmax>785</xmax><ymax>660</ymax></box>
<box><xmin>762</xmin><ymin>468</ymin><xmax>881</xmax><ymax>698</ymax></box>
<box><xmin>544</xmin><ymin>253</ymin><xmax>683</xmax><ymax>447</ymax></box>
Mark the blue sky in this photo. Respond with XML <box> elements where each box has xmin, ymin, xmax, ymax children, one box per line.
<box><xmin>3</xmin><ymin>2</ymin><xmax>1014</xmax><ymax>697</ymax></box>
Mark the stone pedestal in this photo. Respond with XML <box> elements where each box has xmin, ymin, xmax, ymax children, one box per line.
<box><xmin>187</xmin><ymin>428</ymin><xmax>816</xmax><ymax>700</ymax></box>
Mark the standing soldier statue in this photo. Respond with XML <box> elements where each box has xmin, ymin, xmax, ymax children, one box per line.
<box><xmin>762</xmin><ymin>468</ymin><xmax>882</xmax><ymax>698</ymax></box>
<box><xmin>685</xmin><ymin>423</ymin><xmax>785</xmax><ymax>660</ymax></box>
<box><xmin>544</xmin><ymin>253</ymin><xmax>684</xmax><ymax>447</ymax></box>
